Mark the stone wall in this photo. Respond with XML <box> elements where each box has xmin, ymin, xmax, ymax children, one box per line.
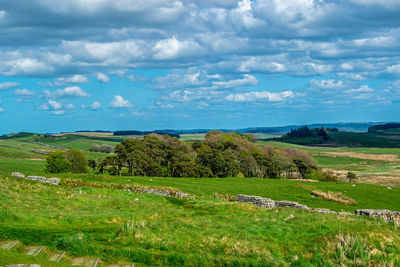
<box><xmin>355</xmin><ymin>209</ymin><xmax>400</xmax><ymax>224</ymax></box>
<box><xmin>11</xmin><ymin>172</ymin><xmax>59</xmax><ymax>185</ymax></box>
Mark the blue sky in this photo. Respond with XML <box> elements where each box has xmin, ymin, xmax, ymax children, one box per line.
<box><xmin>1</xmin><ymin>0</ymin><xmax>400</xmax><ymax>133</ymax></box>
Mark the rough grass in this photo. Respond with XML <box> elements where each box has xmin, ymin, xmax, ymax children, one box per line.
<box><xmin>311</xmin><ymin>190</ymin><xmax>357</xmax><ymax>205</ymax></box>
<box><xmin>1</xmin><ymin>176</ymin><xmax>400</xmax><ymax>266</ymax></box>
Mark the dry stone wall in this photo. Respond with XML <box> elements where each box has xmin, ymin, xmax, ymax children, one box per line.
<box><xmin>11</xmin><ymin>172</ymin><xmax>59</xmax><ymax>185</ymax></box>
<box><xmin>355</xmin><ymin>209</ymin><xmax>400</xmax><ymax>224</ymax></box>
<box><xmin>236</xmin><ymin>194</ymin><xmax>400</xmax><ymax>222</ymax></box>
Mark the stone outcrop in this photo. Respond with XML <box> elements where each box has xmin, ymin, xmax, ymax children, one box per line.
<box><xmin>11</xmin><ymin>173</ymin><xmax>59</xmax><ymax>185</ymax></box>
<box><xmin>11</xmin><ymin>172</ymin><xmax>25</xmax><ymax>178</ymax></box>
<box><xmin>355</xmin><ymin>209</ymin><xmax>400</xmax><ymax>224</ymax></box>
<box><xmin>133</xmin><ymin>188</ymin><xmax>190</xmax><ymax>199</ymax></box>
<box><xmin>236</xmin><ymin>194</ymin><xmax>276</xmax><ymax>208</ymax></box>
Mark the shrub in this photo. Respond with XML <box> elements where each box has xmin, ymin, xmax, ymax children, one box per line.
<box><xmin>308</xmin><ymin>170</ymin><xmax>338</xmax><ymax>182</ymax></box>
<box><xmin>347</xmin><ymin>172</ymin><xmax>357</xmax><ymax>183</ymax></box>
<box><xmin>65</xmin><ymin>148</ymin><xmax>89</xmax><ymax>173</ymax></box>
<box><xmin>45</xmin><ymin>150</ymin><xmax>71</xmax><ymax>173</ymax></box>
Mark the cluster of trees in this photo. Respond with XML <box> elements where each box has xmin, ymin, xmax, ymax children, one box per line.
<box><xmin>286</xmin><ymin>126</ymin><xmax>329</xmax><ymax>140</ymax></box>
<box><xmin>91</xmin><ymin>131</ymin><xmax>318</xmax><ymax>179</ymax></box>
<box><xmin>45</xmin><ymin>148</ymin><xmax>88</xmax><ymax>173</ymax></box>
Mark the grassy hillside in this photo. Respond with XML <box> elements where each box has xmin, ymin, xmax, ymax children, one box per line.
<box><xmin>1</xmin><ymin>132</ymin><xmax>400</xmax><ymax>265</ymax></box>
<box><xmin>1</xmin><ymin>175</ymin><xmax>400</xmax><ymax>266</ymax></box>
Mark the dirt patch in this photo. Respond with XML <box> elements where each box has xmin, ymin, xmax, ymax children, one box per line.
<box><xmin>325</xmin><ymin>152</ymin><xmax>399</xmax><ymax>162</ymax></box>
<box><xmin>29</xmin><ymin>158</ymin><xmax>45</xmax><ymax>161</ymax></box>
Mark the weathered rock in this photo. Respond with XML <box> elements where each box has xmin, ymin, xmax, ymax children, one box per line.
<box><xmin>135</xmin><ymin>188</ymin><xmax>190</xmax><ymax>199</ymax></box>
<box><xmin>275</xmin><ymin>200</ymin><xmax>308</xmax><ymax>209</ymax></box>
<box><xmin>11</xmin><ymin>172</ymin><xmax>25</xmax><ymax>178</ymax></box>
<box><xmin>237</xmin><ymin>194</ymin><xmax>276</xmax><ymax>208</ymax></box>
<box><xmin>355</xmin><ymin>209</ymin><xmax>400</xmax><ymax>224</ymax></box>
<box><xmin>48</xmin><ymin>178</ymin><xmax>60</xmax><ymax>185</ymax></box>
<box><xmin>11</xmin><ymin>173</ymin><xmax>59</xmax><ymax>186</ymax></box>
<box><xmin>27</xmin><ymin>176</ymin><xmax>47</xmax><ymax>183</ymax></box>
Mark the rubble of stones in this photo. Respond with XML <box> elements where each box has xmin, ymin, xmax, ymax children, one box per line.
<box><xmin>237</xmin><ymin>194</ymin><xmax>400</xmax><ymax>223</ymax></box>
<box><xmin>131</xmin><ymin>187</ymin><xmax>190</xmax><ymax>199</ymax></box>
<box><xmin>11</xmin><ymin>172</ymin><xmax>59</xmax><ymax>185</ymax></box>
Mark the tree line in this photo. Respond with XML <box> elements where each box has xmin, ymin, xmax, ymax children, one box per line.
<box><xmin>89</xmin><ymin>131</ymin><xmax>319</xmax><ymax>179</ymax></box>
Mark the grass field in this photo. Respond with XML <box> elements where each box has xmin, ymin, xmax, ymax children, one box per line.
<box><xmin>1</xmin><ymin>175</ymin><xmax>400</xmax><ymax>266</ymax></box>
<box><xmin>1</xmin><ymin>132</ymin><xmax>400</xmax><ymax>265</ymax></box>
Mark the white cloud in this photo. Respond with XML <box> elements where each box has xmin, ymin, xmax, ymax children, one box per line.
<box><xmin>52</xmin><ymin>110</ymin><xmax>65</xmax><ymax>115</ymax></box>
<box><xmin>14</xmin><ymin>88</ymin><xmax>35</xmax><ymax>101</ymax></box>
<box><xmin>345</xmin><ymin>85</ymin><xmax>374</xmax><ymax>94</ymax></box>
<box><xmin>0</xmin><ymin>107</ymin><xmax>3</xmax><ymax>112</ymax></box>
<box><xmin>309</xmin><ymin>79</ymin><xmax>345</xmax><ymax>90</ymax></box>
<box><xmin>109</xmin><ymin>95</ymin><xmax>133</xmax><ymax>108</ymax></box>
<box><xmin>0</xmin><ymin>82</ymin><xmax>20</xmax><ymax>91</ymax></box>
<box><xmin>14</xmin><ymin>88</ymin><xmax>35</xmax><ymax>96</ymax></box>
<box><xmin>212</xmin><ymin>74</ymin><xmax>258</xmax><ymax>88</ymax></box>
<box><xmin>96</xmin><ymin>72</ymin><xmax>110</xmax><ymax>83</ymax></box>
<box><xmin>226</xmin><ymin>90</ymin><xmax>294</xmax><ymax>102</ymax></box>
<box><xmin>2</xmin><ymin>58</ymin><xmax>53</xmax><ymax>76</ymax></box>
<box><xmin>45</xmin><ymin>86</ymin><xmax>90</xmax><ymax>98</ymax></box>
<box><xmin>153</xmin><ymin>37</ymin><xmax>203</xmax><ymax>60</ymax></box>
<box><xmin>39</xmin><ymin>99</ymin><xmax>63</xmax><ymax>111</ymax></box>
<box><xmin>52</xmin><ymin>74</ymin><xmax>89</xmax><ymax>86</ymax></box>
<box><xmin>65</xmin><ymin>103</ymin><xmax>75</xmax><ymax>109</ymax></box>
<box><xmin>90</xmin><ymin>101</ymin><xmax>101</xmax><ymax>110</ymax></box>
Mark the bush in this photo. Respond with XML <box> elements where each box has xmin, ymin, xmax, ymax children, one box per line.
<box><xmin>347</xmin><ymin>172</ymin><xmax>357</xmax><ymax>183</ymax></box>
<box><xmin>308</xmin><ymin>170</ymin><xmax>338</xmax><ymax>182</ymax></box>
<box><xmin>45</xmin><ymin>150</ymin><xmax>71</xmax><ymax>173</ymax></box>
<box><xmin>65</xmin><ymin>148</ymin><xmax>89</xmax><ymax>173</ymax></box>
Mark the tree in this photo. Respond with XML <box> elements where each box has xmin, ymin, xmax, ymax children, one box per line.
<box><xmin>45</xmin><ymin>150</ymin><xmax>71</xmax><ymax>173</ymax></box>
<box><xmin>347</xmin><ymin>172</ymin><xmax>357</xmax><ymax>183</ymax></box>
<box><xmin>65</xmin><ymin>148</ymin><xmax>88</xmax><ymax>173</ymax></box>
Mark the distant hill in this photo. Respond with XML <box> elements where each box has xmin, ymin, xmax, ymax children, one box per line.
<box><xmin>111</xmin><ymin>122</ymin><xmax>385</xmax><ymax>136</ymax></box>
<box><xmin>368</xmin><ymin>123</ymin><xmax>400</xmax><ymax>133</ymax></box>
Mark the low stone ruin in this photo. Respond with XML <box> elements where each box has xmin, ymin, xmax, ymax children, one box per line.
<box><xmin>11</xmin><ymin>172</ymin><xmax>59</xmax><ymax>185</ymax></box>
<box><xmin>11</xmin><ymin>172</ymin><xmax>25</xmax><ymax>178</ymax></box>
<box><xmin>133</xmin><ymin>188</ymin><xmax>190</xmax><ymax>199</ymax></box>
<box><xmin>237</xmin><ymin>194</ymin><xmax>339</xmax><ymax>213</ymax></box>
<box><xmin>237</xmin><ymin>194</ymin><xmax>400</xmax><ymax>223</ymax></box>
<box><xmin>355</xmin><ymin>209</ymin><xmax>400</xmax><ymax>224</ymax></box>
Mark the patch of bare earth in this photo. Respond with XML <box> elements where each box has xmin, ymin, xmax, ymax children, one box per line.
<box><xmin>325</xmin><ymin>152</ymin><xmax>399</xmax><ymax>161</ymax></box>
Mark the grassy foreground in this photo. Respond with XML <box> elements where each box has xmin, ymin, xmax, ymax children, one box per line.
<box><xmin>1</xmin><ymin>175</ymin><xmax>400</xmax><ymax>266</ymax></box>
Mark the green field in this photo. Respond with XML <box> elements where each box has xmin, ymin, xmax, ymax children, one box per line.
<box><xmin>1</xmin><ymin>132</ymin><xmax>400</xmax><ymax>265</ymax></box>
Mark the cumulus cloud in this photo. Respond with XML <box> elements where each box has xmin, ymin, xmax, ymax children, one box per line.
<box><xmin>152</xmin><ymin>37</ymin><xmax>203</xmax><ymax>60</ymax></box>
<box><xmin>109</xmin><ymin>95</ymin><xmax>133</xmax><ymax>108</ymax></box>
<box><xmin>44</xmin><ymin>86</ymin><xmax>90</xmax><ymax>98</ymax></box>
<box><xmin>96</xmin><ymin>73</ymin><xmax>110</xmax><ymax>83</ymax></box>
<box><xmin>39</xmin><ymin>99</ymin><xmax>63</xmax><ymax>111</ymax></box>
<box><xmin>90</xmin><ymin>101</ymin><xmax>101</xmax><ymax>110</ymax></box>
<box><xmin>14</xmin><ymin>88</ymin><xmax>35</xmax><ymax>101</ymax></box>
<box><xmin>0</xmin><ymin>81</ymin><xmax>20</xmax><ymax>91</ymax></box>
<box><xmin>226</xmin><ymin>90</ymin><xmax>294</xmax><ymax>102</ymax></box>
<box><xmin>39</xmin><ymin>74</ymin><xmax>89</xmax><ymax>87</ymax></box>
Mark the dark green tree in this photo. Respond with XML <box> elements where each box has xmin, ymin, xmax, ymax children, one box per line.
<box><xmin>65</xmin><ymin>148</ymin><xmax>89</xmax><ymax>173</ymax></box>
<box><xmin>45</xmin><ymin>150</ymin><xmax>71</xmax><ymax>173</ymax></box>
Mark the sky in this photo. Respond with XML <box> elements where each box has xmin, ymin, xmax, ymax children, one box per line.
<box><xmin>1</xmin><ymin>0</ymin><xmax>400</xmax><ymax>133</ymax></box>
